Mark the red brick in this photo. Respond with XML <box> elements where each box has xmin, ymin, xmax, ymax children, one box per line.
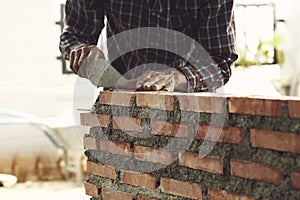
<box><xmin>229</xmin><ymin>96</ymin><xmax>285</xmax><ymax>117</ymax></box>
<box><xmin>137</xmin><ymin>195</ymin><xmax>154</xmax><ymax>200</ymax></box>
<box><xmin>84</xmin><ymin>182</ymin><xmax>99</xmax><ymax>198</ymax></box>
<box><xmin>102</xmin><ymin>188</ymin><xmax>133</xmax><ymax>200</ymax></box>
<box><xmin>289</xmin><ymin>100</ymin><xmax>300</xmax><ymax>118</ymax></box>
<box><xmin>134</xmin><ymin>146</ymin><xmax>173</xmax><ymax>165</ymax></box>
<box><xmin>99</xmin><ymin>140</ymin><xmax>131</xmax><ymax>157</ymax></box>
<box><xmin>230</xmin><ymin>160</ymin><xmax>283</xmax><ymax>186</ymax></box>
<box><xmin>98</xmin><ymin>91</ymin><xmax>136</xmax><ymax>107</ymax></box>
<box><xmin>136</xmin><ymin>92</ymin><xmax>175</xmax><ymax>111</ymax></box>
<box><xmin>207</xmin><ymin>188</ymin><xmax>255</xmax><ymax>200</ymax></box>
<box><xmin>176</xmin><ymin>93</ymin><xmax>226</xmax><ymax>113</ymax></box>
<box><xmin>120</xmin><ymin>170</ymin><xmax>156</xmax><ymax>189</ymax></box>
<box><xmin>291</xmin><ymin>171</ymin><xmax>300</xmax><ymax>190</ymax></box>
<box><xmin>151</xmin><ymin>121</ymin><xmax>189</xmax><ymax>138</ymax></box>
<box><xmin>250</xmin><ymin>129</ymin><xmax>300</xmax><ymax>153</ymax></box>
<box><xmin>196</xmin><ymin>124</ymin><xmax>243</xmax><ymax>144</ymax></box>
<box><xmin>112</xmin><ymin>116</ymin><xmax>142</xmax><ymax>132</ymax></box>
<box><xmin>83</xmin><ymin>136</ymin><xmax>97</xmax><ymax>150</ymax></box>
<box><xmin>179</xmin><ymin>152</ymin><xmax>223</xmax><ymax>174</ymax></box>
<box><xmin>160</xmin><ymin>177</ymin><xmax>202</xmax><ymax>199</ymax></box>
<box><xmin>80</xmin><ymin>113</ymin><xmax>110</xmax><ymax>127</ymax></box>
<box><xmin>86</xmin><ymin>161</ymin><xmax>117</xmax><ymax>180</ymax></box>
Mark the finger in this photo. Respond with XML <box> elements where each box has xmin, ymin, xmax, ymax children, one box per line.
<box><xmin>136</xmin><ymin>70</ymin><xmax>155</xmax><ymax>89</ymax></box>
<box><xmin>162</xmin><ymin>79</ymin><xmax>175</xmax><ymax>92</ymax></box>
<box><xmin>69</xmin><ymin>50</ymin><xmax>76</xmax><ymax>74</ymax></box>
<box><xmin>78</xmin><ymin>47</ymin><xmax>91</xmax><ymax>68</ymax></box>
<box><xmin>77</xmin><ymin>51</ymin><xmax>91</xmax><ymax>78</ymax></box>
<box><xmin>73</xmin><ymin>49</ymin><xmax>82</xmax><ymax>73</ymax></box>
<box><xmin>151</xmin><ymin>74</ymin><xmax>173</xmax><ymax>91</ymax></box>
<box><xmin>143</xmin><ymin>75</ymin><xmax>161</xmax><ymax>90</ymax></box>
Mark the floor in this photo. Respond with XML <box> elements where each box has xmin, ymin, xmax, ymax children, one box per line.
<box><xmin>0</xmin><ymin>181</ymin><xmax>90</xmax><ymax>200</ymax></box>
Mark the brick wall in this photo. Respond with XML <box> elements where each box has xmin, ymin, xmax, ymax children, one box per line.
<box><xmin>81</xmin><ymin>91</ymin><xmax>300</xmax><ymax>200</ymax></box>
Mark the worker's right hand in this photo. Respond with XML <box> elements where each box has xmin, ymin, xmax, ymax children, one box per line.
<box><xmin>69</xmin><ymin>45</ymin><xmax>105</xmax><ymax>78</ymax></box>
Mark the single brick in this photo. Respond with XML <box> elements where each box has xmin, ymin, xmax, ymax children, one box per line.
<box><xmin>160</xmin><ymin>177</ymin><xmax>202</xmax><ymax>199</ymax></box>
<box><xmin>86</xmin><ymin>161</ymin><xmax>117</xmax><ymax>180</ymax></box>
<box><xmin>137</xmin><ymin>195</ymin><xmax>155</xmax><ymax>200</ymax></box>
<box><xmin>80</xmin><ymin>113</ymin><xmax>110</xmax><ymax>127</ymax></box>
<box><xmin>179</xmin><ymin>152</ymin><xmax>223</xmax><ymax>174</ymax></box>
<box><xmin>151</xmin><ymin>120</ymin><xmax>189</xmax><ymax>138</ymax></box>
<box><xmin>99</xmin><ymin>139</ymin><xmax>131</xmax><ymax>157</ymax></box>
<box><xmin>136</xmin><ymin>92</ymin><xmax>175</xmax><ymax>111</ymax></box>
<box><xmin>291</xmin><ymin>171</ymin><xmax>300</xmax><ymax>190</ymax></box>
<box><xmin>176</xmin><ymin>93</ymin><xmax>226</xmax><ymax>113</ymax></box>
<box><xmin>207</xmin><ymin>188</ymin><xmax>255</xmax><ymax>200</ymax></box>
<box><xmin>113</xmin><ymin>116</ymin><xmax>142</xmax><ymax>132</ymax></box>
<box><xmin>134</xmin><ymin>146</ymin><xmax>173</xmax><ymax>165</ymax></box>
<box><xmin>230</xmin><ymin>160</ymin><xmax>283</xmax><ymax>186</ymax></box>
<box><xmin>83</xmin><ymin>136</ymin><xmax>97</xmax><ymax>150</ymax></box>
<box><xmin>84</xmin><ymin>182</ymin><xmax>99</xmax><ymax>198</ymax></box>
<box><xmin>98</xmin><ymin>91</ymin><xmax>136</xmax><ymax>107</ymax></box>
<box><xmin>289</xmin><ymin>100</ymin><xmax>300</xmax><ymax>118</ymax></box>
<box><xmin>250</xmin><ymin>129</ymin><xmax>300</xmax><ymax>153</ymax></box>
<box><xmin>196</xmin><ymin>124</ymin><xmax>243</xmax><ymax>144</ymax></box>
<box><xmin>102</xmin><ymin>188</ymin><xmax>133</xmax><ymax>200</ymax></box>
<box><xmin>229</xmin><ymin>96</ymin><xmax>285</xmax><ymax>117</ymax></box>
<box><xmin>121</xmin><ymin>170</ymin><xmax>156</xmax><ymax>189</ymax></box>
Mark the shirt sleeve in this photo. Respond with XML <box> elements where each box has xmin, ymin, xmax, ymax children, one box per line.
<box><xmin>59</xmin><ymin>0</ymin><xmax>105</xmax><ymax>60</ymax></box>
<box><xmin>176</xmin><ymin>0</ymin><xmax>238</xmax><ymax>92</ymax></box>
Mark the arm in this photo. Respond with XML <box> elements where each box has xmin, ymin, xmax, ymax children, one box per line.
<box><xmin>59</xmin><ymin>0</ymin><xmax>105</xmax><ymax>76</ymax></box>
<box><xmin>176</xmin><ymin>0</ymin><xmax>238</xmax><ymax>92</ymax></box>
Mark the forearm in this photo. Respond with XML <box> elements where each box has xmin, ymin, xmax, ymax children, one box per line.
<box><xmin>175</xmin><ymin>55</ymin><xmax>237</xmax><ymax>92</ymax></box>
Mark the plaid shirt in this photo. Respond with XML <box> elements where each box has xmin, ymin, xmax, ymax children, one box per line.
<box><xmin>60</xmin><ymin>0</ymin><xmax>238</xmax><ymax>92</ymax></box>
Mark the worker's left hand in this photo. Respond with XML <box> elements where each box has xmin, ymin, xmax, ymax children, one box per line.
<box><xmin>130</xmin><ymin>68</ymin><xmax>188</xmax><ymax>92</ymax></box>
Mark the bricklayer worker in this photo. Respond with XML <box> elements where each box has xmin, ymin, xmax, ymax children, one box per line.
<box><xmin>59</xmin><ymin>0</ymin><xmax>238</xmax><ymax>92</ymax></box>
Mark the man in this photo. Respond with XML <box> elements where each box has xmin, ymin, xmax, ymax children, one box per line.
<box><xmin>60</xmin><ymin>0</ymin><xmax>237</xmax><ymax>92</ymax></box>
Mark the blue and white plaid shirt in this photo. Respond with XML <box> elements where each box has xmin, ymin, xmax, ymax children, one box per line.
<box><xmin>60</xmin><ymin>0</ymin><xmax>238</xmax><ymax>92</ymax></box>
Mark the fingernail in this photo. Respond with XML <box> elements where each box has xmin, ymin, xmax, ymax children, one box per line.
<box><xmin>144</xmin><ymin>83</ymin><xmax>151</xmax><ymax>90</ymax></box>
<box><xmin>151</xmin><ymin>84</ymin><xmax>158</xmax><ymax>91</ymax></box>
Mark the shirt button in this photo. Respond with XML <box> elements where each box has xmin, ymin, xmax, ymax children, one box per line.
<box><xmin>151</xmin><ymin>12</ymin><xmax>157</xmax><ymax>16</ymax></box>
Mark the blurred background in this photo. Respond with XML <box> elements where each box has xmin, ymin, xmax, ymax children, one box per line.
<box><xmin>0</xmin><ymin>0</ymin><xmax>300</xmax><ymax>199</ymax></box>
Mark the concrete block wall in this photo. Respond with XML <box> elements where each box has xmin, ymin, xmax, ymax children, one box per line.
<box><xmin>81</xmin><ymin>91</ymin><xmax>300</xmax><ymax>200</ymax></box>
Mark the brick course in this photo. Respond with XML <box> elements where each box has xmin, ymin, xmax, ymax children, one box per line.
<box><xmin>134</xmin><ymin>146</ymin><xmax>173</xmax><ymax>165</ymax></box>
<box><xmin>83</xmin><ymin>137</ymin><xmax>97</xmax><ymax>150</ymax></box>
<box><xmin>179</xmin><ymin>152</ymin><xmax>223</xmax><ymax>174</ymax></box>
<box><xmin>230</xmin><ymin>160</ymin><xmax>283</xmax><ymax>186</ymax></box>
<box><xmin>84</xmin><ymin>182</ymin><xmax>99</xmax><ymax>198</ymax></box>
<box><xmin>80</xmin><ymin>113</ymin><xmax>109</xmax><ymax>127</ymax></box>
<box><xmin>87</xmin><ymin>161</ymin><xmax>117</xmax><ymax>180</ymax></box>
<box><xmin>99</xmin><ymin>139</ymin><xmax>131</xmax><ymax>157</ymax></box>
<box><xmin>98</xmin><ymin>91</ymin><xmax>136</xmax><ymax>107</ymax></box>
<box><xmin>291</xmin><ymin>171</ymin><xmax>300</xmax><ymax>190</ymax></box>
<box><xmin>229</xmin><ymin>97</ymin><xmax>285</xmax><ymax>117</ymax></box>
<box><xmin>160</xmin><ymin>177</ymin><xmax>202</xmax><ymax>199</ymax></box>
<box><xmin>250</xmin><ymin>129</ymin><xmax>300</xmax><ymax>153</ymax></box>
<box><xmin>112</xmin><ymin>116</ymin><xmax>142</xmax><ymax>132</ymax></box>
<box><xmin>288</xmin><ymin>100</ymin><xmax>300</xmax><ymax>118</ymax></box>
<box><xmin>196</xmin><ymin>124</ymin><xmax>243</xmax><ymax>144</ymax></box>
<box><xmin>151</xmin><ymin>120</ymin><xmax>189</xmax><ymax>138</ymax></box>
<box><xmin>120</xmin><ymin>170</ymin><xmax>156</xmax><ymax>189</ymax></box>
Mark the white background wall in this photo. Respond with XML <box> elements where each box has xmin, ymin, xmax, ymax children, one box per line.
<box><xmin>0</xmin><ymin>0</ymin><xmax>97</xmax><ymax>120</ymax></box>
<box><xmin>0</xmin><ymin>0</ymin><xmax>300</xmax><ymax>121</ymax></box>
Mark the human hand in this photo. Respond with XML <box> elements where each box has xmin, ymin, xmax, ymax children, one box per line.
<box><xmin>133</xmin><ymin>68</ymin><xmax>188</xmax><ymax>92</ymax></box>
<box><xmin>69</xmin><ymin>45</ymin><xmax>105</xmax><ymax>78</ymax></box>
